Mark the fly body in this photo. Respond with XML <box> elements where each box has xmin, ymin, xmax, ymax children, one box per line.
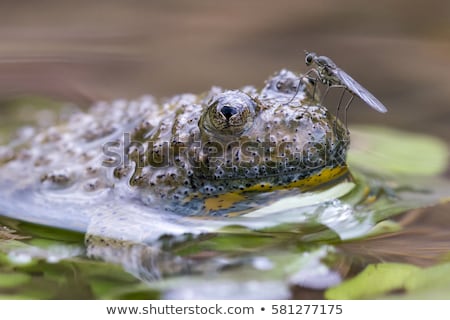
<box><xmin>304</xmin><ymin>51</ymin><xmax>388</xmax><ymax>114</ymax></box>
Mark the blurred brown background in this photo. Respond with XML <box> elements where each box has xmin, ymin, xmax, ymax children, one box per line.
<box><xmin>0</xmin><ymin>0</ymin><xmax>449</xmax><ymax>139</ymax></box>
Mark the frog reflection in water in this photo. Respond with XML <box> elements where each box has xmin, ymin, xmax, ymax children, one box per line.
<box><xmin>0</xmin><ymin>70</ymin><xmax>350</xmax><ymax>280</ymax></box>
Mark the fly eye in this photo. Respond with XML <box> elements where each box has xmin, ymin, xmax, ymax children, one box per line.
<box><xmin>305</xmin><ymin>54</ymin><xmax>313</xmax><ymax>65</ymax></box>
<box><xmin>203</xmin><ymin>91</ymin><xmax>256</xmax><ymax>136</ymax></box>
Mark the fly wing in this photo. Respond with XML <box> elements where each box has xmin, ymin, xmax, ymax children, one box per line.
<box><xmin>336</xmin><ymin>68</ymin><xmax>388</xmax><ymax>113</ymax></box>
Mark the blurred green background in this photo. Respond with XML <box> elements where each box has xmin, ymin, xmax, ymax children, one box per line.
<box><xmin>0</xmin><ymin>0</ymin><xmax>448</xmax><ymax>140</ymax></box>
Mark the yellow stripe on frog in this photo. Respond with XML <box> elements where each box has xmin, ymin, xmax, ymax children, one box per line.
<box><xmin>204</xmin><ymin>166</ymin><xmax>349</xmax><ymax>212</ymax></box>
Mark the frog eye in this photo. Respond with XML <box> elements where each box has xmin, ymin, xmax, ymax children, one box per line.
<box><xmin>219</xmin><ymin>105</ymin><xmax>238</xmax><ymax>121</ymax></box>
<box><xmin>204</xmin><ymin>91</ymin><xmax>256</xmax><ymax>135</ymax></box>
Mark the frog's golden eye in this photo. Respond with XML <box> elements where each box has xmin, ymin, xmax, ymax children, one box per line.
<box><xmin>204</xmin><ymin>90</ymin><xmax>256</xmax><ymax>135</ymax></box>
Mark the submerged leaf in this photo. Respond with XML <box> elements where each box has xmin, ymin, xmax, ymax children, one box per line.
<box><xmin>325</xmin><ymin>263</ymin><xmax>420</xmax><ymax>299</ymax></box>
<box><xmin>326</xmin><ymin>262</ymin><xmax>450</xmax><ymax>300</ymax></box>
<box><xmin>0</xmin><ymin>225</ymin><xmax>30</xmax><ymax>240</ymax></box>
<box><xmin>153</xmin><ymin>246</ymin><xmax>338</xmax><ymax>299</ymax></box>
<box><xmin>364</xmin><ymin>220</ymin><xmax>403</xmax><ymax>237</ymax></box>
<box><xmin>400</xmin><ymin>262</ymin><xmax>450</xmax><ymax>299</ymax></box>
<box><xmin>0</xmin><ymin>273</ymin><xmax>32</xmax><ymax>288</ymax></box>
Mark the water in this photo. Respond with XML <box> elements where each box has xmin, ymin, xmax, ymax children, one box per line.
<box><xmin>1</xmin><ymin>117</ymin><xmax>449</xmax><ymax>299</ymax></box>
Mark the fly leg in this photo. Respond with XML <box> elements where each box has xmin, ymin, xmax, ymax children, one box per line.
<box><xmin>333</xmin><ymin>87</ymin><xmax>347</xmax><ymax>134</ymax></box>
<box><xmin>336</xmin><ymin>87</ymin><xmax>346</xmax><ymax>120</ymax></box>
<box><xmin>343</xmin><ymin>94</ymin><xmax>355</xmax><ymax>133</ymax></box>
<box><xmin>306</xmin><ymin>69</ymin><xmax>320</xmax><ymax>102</ymax></box>
<box><xmin>323</xmin><ymin>84</ymin><xmax>346</xmax><ymax>134</ymax></box>
<box><xmin>286</xmin><ymin>68</ymin><xmax>320</xmax><ymax>105</ymax></box>
<box><xmin>320</xmin><ymin>85</ymin><xmax>330</xmax><ymax>106</ymax></box>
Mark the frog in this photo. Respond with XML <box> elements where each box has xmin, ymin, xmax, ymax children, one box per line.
<box><xmin>0</xmin><ymin>69</ymin><xmax>350</xmax><ymax>280</ymax></box>
<box><xmin>0</xmin><ymin>68</ymin><xmax>349</xmax><ymax>222</ymax></box>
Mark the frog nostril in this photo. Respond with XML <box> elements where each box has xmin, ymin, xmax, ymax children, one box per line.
<box><xmin>220</xmin><ymin>105</ymin><xmax>238</xmax><ymax>121</ymax></box>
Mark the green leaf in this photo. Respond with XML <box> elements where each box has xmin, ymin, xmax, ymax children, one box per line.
<box><xmin>244</xmin><ymin>182</ymin><xmax>355</xmax><ymax>218</ymax></box>
<box><xmin>326</xmin><ymin>262</ymin><xmax>450</xmax><ymax>300</ymax></box>
<box><xmin>0</xmin><ymin>294</ymin><xmax>37</xmax><ymax>300</ymax></box>
<box><xmin>348</xmin><ymin>126</ymin><xmax>449</xmax><ymax>176</ymax></box>
<box><xmin>364</xmin><ymin>220</ymin><xmax>403</xmax><ymax>237</ymax></box>
<box><xmin>0</xmin><ymin>273</ymin><xmax>31</xmax><ymax>288</ymax></box>
<box><xmin>325</xmin><ymin>263</ymin><xmax>420</xmax><ymax>299</ymax></box>
<box><xmin>399</xmin><ymin>262</ymin><xmax>450</xmax><ymax>299</ymax></box>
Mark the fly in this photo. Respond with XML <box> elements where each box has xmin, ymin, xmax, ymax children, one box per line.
<box><xmin>287</xmin><ymin>52</ymin><xmax>388</xmax><ymax>128</ymax></box>
<box><xmin>303</xmin><ymin>51</ymin><xmax>388</xmax><ymax>121</ymax></box>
